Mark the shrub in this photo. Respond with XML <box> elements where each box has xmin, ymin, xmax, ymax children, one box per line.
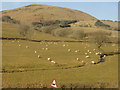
<box><xmin>60</xmin><ymin>24</ymin><xmax>71</xmax><ymax>28</ymax></box>
<box><xmin>72</xmin><ymin>30</ymin><xmax>86</xmax><ymax>40</ymax></box>
<box><xmin>32</xmin><ymin>20</ymin><xmax>78</xmax><ymax>27</ymax></box>
<box><xmin>53</xmin><ymin>28</ymin><xmax>72</xmax><ymax>37</ymax></box>
<box><xmin>2</xmin><ymin>16</ymin><xmax>20</xmax><ymax>24</ymax></box>
<box><xmin>18</xmin><ymin>23</ymin><xmax>34</xmax><ymax>39</ymax></box>
<box><xmin>92</xmin><ymin>31</ymin><xmax>109</xmax><ymax>49</ymax></box>
<box><xmin>41</xmin><ymin>25</ymin><xmax>59</xmax><ymax>34</ymax></box>
<box><xmin>95</xmin><ymin>20</ymin><xmax>110</xmax><ymax>27</ymax></box>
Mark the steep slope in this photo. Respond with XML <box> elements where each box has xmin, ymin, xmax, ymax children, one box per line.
<box><xmin>2</xmin><ymin>4</ymin><xmax>97</xmax><ymax>23</ymax></box>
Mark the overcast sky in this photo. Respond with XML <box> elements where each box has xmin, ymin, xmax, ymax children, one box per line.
<box><xmin>1</xmin><ymin>2</ymin><xmax>118</xmax><ymax>21</ymax></box>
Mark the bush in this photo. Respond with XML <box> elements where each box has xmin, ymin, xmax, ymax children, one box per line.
<box><xmin>41</xmin><ymin>25</ymin><xmax>59</xmax><ymax>34</ymax></box>
<box><xmin>2</xmin><ymin>16</ymin><xmax>20</xmax><ymax>24</ymax></box>
<box><xmin>60</xmin><ymin>24</ymin><xmax>71</xmax><ymax>28</ymax></box>
<box><xmin>53</xmin><ymin>28</ymin><xmax>72</xmax><ymax>37</ymax></box>
<box><xmin>92</xmin><ymin>31</ymin><xmax>109</xmax><ymax>49</ymax></box>
<box><xmin>72</xmin><ymin>30</ymin><xmax>86</xmax><ymax>40</ymax></box>
<box><xmin>18</xmin><ymin>23</ymin><xmax>34</xmax><ymax>39</ymax></box>
<box><xmin>32</xmin><ymin>20</ymin><xmax>78</xmax><ymax>27</ymax></box>
<box><xmin>95</xmin><ymin>20</ymin><xmax>110</xmax><ymax>27</ymax></box>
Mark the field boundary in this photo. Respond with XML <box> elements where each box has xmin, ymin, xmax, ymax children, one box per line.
<box><xmin>0</xmin><ymin>37</ymin><xmax>114</xmax><ymax>43</ymax></box>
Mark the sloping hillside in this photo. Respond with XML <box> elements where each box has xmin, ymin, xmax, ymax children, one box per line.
<box><xmin>2</xmin><ymin>4</ymin><xmax>97</xmax><ymax>23</ymax></box>
<box><xmin>1</xmin><ymin>4</ymin><xmax>118</xmax><ymax>41</ymax></box>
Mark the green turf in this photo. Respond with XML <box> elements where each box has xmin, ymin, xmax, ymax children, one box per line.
<box><xmin>2</xmin><ymin>40</ymin><xmax>118</xmax><ymax>88</ymax></box>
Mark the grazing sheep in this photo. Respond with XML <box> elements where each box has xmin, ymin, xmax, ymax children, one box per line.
<box><xmin>46</xmin><ymin>48</ymin><xmax>48</xmax><ymax>50</ymax></box>
<box><xmin>75</xmin><ymin>50</ymin><xmax>78</xmax><ymax>53</ymax></box>
<box><xmin>35</xmin><ymin>51</ymin><xmax>37</xmax><ymax>53</ymax></box>
<box><xmin>42</xmin><ymin>48</ymin><xmax>45</xmax><ymax>50</ymax></box>
<box><xmin>63</xmin><ymin>44</ymin><xmax>65</xmax><ymax>47</ymax></box>
<box><xmin>52</xmin><ymin>61</ymin><xmax>56</xmax><ymax>64</ymax></box>
<box><xmin>26</xmin><ymin>46</ymin><xmax>29</xmax><ymax>48</ymax></box>
<box><xmin>76</xmin><ymin>58</ymin><xmax>80</xmax><ymax>61</ymax></box>
<box><xmin>18</xmin><ymin>44</ymin><xmax>21</xmax><ymax>47</ymax></box>
<box><xmin>38</xmin><ymin>55</ymin><xmax>41</xmax><ymax>58</ymax></box>
<box><xmin>85</xmin><ymin>53</ymin><xmax>88</xmax><ymax>55</ymax></box>
<box><xmin>47</xmin><ymin>58</ymin><xmax>51</xmax><ymax>61</ymax></box>
<box><xmin>51</xmin><ymin>60</ymin><xmax>55</xmax><ymax>63</ymax></box>
<box><xmin>87</xmin><ymin>50</ymin><xmax>90</xmax><ymax>52</ymax></box>
<box><xmin>112</xmin><ymin>44</ymin><xmax>115</xmax><ymax>46</ymax></box>
<box><xmin>93</xmin><ymin>49</ymin><xmax>96</xmax><ymax>51</ymax></box>
<box><xmin>68</xmin><ymin>49</ymin><xmax>71</xmax><ymax>52</ymax></box>
<box><xmin>89</xmin><ymin>52</ymin><xmax>92</xmax><ymax>54</ymax></box>
<box><xmin>81</xmin><ymin>60</ymin><xmax>84</xmax><ymax>63</ymax></box>
<box><xmin>96</xmin><ymin>53</ymin><xmax>99</xmax><ymax>55</ymax></box>
<box><xmin>86</xmin><ymin>56</ymin><xmax>90</xmax><ymax>58</ymax></box>
<box><xmin>91</xmin><ymin>61</ymin><xmax>95</xmax><ymax>64</ymax></box>
<box><xmin>96</xmin><ymin>52</ymin><xmax>102</xmax><ymax>55</ymax></box>
<box><xmin>103</xmin><ymin>55</ymin><xmax>106</xmax><ymax>58</ymax></box>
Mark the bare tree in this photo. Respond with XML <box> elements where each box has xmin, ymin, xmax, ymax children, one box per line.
<box><xmin>19</xmin><ymin>23</ymin><xmax>34</xmax><ymax>39</ymax></box>
<box><xmin>93</xmin><ymin>31</ymin><xmax>109</xmax><ymax>52</ymax></box>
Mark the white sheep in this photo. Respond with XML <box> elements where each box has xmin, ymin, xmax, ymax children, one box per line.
<box><xmin>87</xmin><ymin>50</ymin><xmax>90</xmax><ymax>52</ymax></box>
<box><xmin>51</xmin><ymin>60</ymin><xmax>55</xmax><ymax>63</ymax></box>
<box><xmin>91</xmin><ymin>61</ymin><xmax>95</xmax><ymax>64</ymax></box>
<box><xmin>47</xmin><ymin>58</ymin><xmax>51</xmax><ymax>61</ymax></box>
<box><xmin>63</xmin><ymin>44</ymin><xmax>65</xmax><ymax>47</ymax></box>
<box><xmin>103</xmin><ymin>55</ymin><xmax>106</xmax><ymax>58</ymax></box>
<box><xmin>26</xmin><ymin>46</ymin><xmax>29</xmax><ymax>48</ymax></box>
<box><xmin>86</xmin><ymin>56</ymin><xmax>90</xmax><ymax>58</ymax></box>
<box><xmin>18</xmin><ymin>44</ymin><xmax>21</xmax><ymax>47</ymax></box>
<box><xmin>95</xmin><ymin>53</ymin><xmax>99</xmax><ymax>55</ymax></box>
<box><xmin>81</xmin><ymin>60</ymin><xmax>84</xmax><ymax>63</ymax></box>
<box><xmin>112</xmin><ymin>44</ymin><xmax>115</xmax><ymax>46</ymax></box>
<box><xmin>76</xmin><ymin>58</ymin><xmax>79</xmax><ymax>61</ymax></box>
<box><xmin>38</xmin><ymin>55</ymin><xmax>41</xmax><ymax>58</ymax></box>
<box><xmin>93</xmin><ymin>49</ymin><xmax>96</xmax><ymax>51</ymax></box>
<box><xmin>85</xmin><ymin>53</ymin><xmax>88</xmax><ymax>55</ymax></box>
<box><xmin>75</xmin><ymin>50</ymin><xmax>78</xmax><ymax>53</ymax></box>
<box><xmin>89</xmin><ymin>52</ymin><xmax>92</xmax><ymax>54</ymax></box>
<box><xmin>35</xmin><ymin>51</ymin><xmax>37</xmax><ymax>53</ymax></box>
<box><xmin>52</xmin><ymin>61</ymin><xmax>56</xmax><ymax>64</ymax></box>
<box><xmin>68</xmin><ymin>49</ymin><xmax>71</xmax><ymax>52</ymax></box>
<box><xmin>46</xmin><ymin>48</ymin><xmax>48</xmax><ymax>50</ymax></box>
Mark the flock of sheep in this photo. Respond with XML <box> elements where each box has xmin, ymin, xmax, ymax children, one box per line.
<box><xmin>11</xmin><ymin>40</ymin><xmax>117</xmax><ymax>66</ymax></box>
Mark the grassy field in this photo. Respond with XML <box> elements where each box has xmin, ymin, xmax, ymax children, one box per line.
<box><xmin>1</xmin><ymin>4</ymin><xmax>119</xmax><ymax>88</ymax></box>
<box><xmin>2</xmin><ymin>39</ymin><xmax>118</xmax><ymax>88</ymax></box>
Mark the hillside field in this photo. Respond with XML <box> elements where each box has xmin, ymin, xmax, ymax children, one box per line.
<box><xmin>1</xmin><ymin>4</ymin><xmax>119</xmax><ymax>88</ymax></box>
<box><xmin>2</xmin><ymin>39</ymin><xmax>118</xmax><ymax>88</ymax></box>
<box><xmin>2</xmin><ymin>23</ymin><xmax>118</xmax><ymax>88</ymax></box>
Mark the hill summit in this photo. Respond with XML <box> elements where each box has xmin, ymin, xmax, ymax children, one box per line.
<box><xmin>2</xmin><ymin>4</ymin><xmax>97</xmax><ymax>23</ymax></box>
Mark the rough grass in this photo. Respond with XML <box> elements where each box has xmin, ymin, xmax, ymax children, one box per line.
<box><xmin>2</xmin><ymin>39</ymin><xmax>118</xmax><ymax>88</ymax></box>
<box><xmin>2</xmin><ymin>4</ymin><xmax>97</xmax><ymax>23</ymax></box>
<box><xmin>2</xmin><ymin>21</ymin><xmax>119</xmax><ymax>88</ymax></box>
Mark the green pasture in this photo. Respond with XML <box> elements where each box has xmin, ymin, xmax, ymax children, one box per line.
<box><xmin>2</xmin><ymin>40</ymin><xmax>118</xmax><ymax>88</ymax></box>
